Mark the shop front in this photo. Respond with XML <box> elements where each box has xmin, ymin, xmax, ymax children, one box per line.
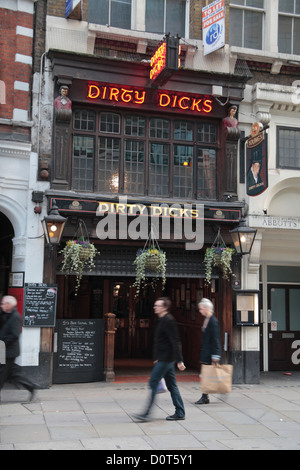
<box><xmin>40</xmin><ymin>49</ymin><xmax>249</xmax><ymax>384</ymax></box>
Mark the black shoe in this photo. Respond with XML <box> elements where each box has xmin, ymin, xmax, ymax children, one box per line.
<box><xmin>194</xmin><ymin>396</ymin><xmax>209</xmax><ymax>405</ymax></box>
<box><xmin>166</xmin><ymin>413</ymin><xmax>185</xmax><ymax>421</ymax></box>
<box><xmin>132</xmin><ymin>413</ymin><xmax>151</xmax><ymax>422</ymax></box>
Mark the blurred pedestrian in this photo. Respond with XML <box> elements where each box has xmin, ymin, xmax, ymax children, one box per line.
<box><xmin>0</xmin><ymin>296</ymin><xmax>38</xmax><ymax>402</ymax></box>
<box><xmin>133</xmin><ymin>297</ymin><xmax>186</xmax><ymax>421</ymax></box>
<box><xmin>195</xmin><ymin>298</ymin><xmax>221</xmax><ymax>405</ymax></box>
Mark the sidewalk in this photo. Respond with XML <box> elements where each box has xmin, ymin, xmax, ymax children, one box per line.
<box><xmin>1</xmin><ymin>372</ymin><xmax>300</xmax><ymax>450</ymax></box>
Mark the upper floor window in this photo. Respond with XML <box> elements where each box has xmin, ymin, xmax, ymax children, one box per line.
<box><xmin>278</xmin><ymin>0</ymin><xmax>300</xmax><ymax>54</ymax></box>
<box><xmin>71</xmin><ymin>109</ymin><xmax>218</xmax><ymax>200</ymax></box>
<box><xmin>229</xmin><ymin>0</ymin><xmax>265</xmax><ymax>50</ymax></box>
<box><xmin>277</xmin><ymin>126</ymin><xmax>300</xmax><ymax>169</ymax></box>
<box><xmin>88</xmin><ymin>0</ymin><xmax>132</xmax><ymax>29</ymax></box>
<box><xmin>145</xmin><ymin>0</ymin><xmax>186</xmax><ymax>37</ymax></box>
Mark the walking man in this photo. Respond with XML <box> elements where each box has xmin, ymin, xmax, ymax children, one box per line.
<box><xmin>0</xmin><ymin>296</ymin><xmax>38</xmax><ymax>402</ymax></box>
<box><xmin>133</xmin><ymin>297</ymin><xmax>186</xmax><ymax>422</ymax></box>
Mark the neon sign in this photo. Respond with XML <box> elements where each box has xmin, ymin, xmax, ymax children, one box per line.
<box><xmin>150</xmin><ymin>42</ymin><xmax>167</xmax><ymax>81</ymax></box>
<box><xmin>88</xmin><ymin>84</ymin><xmax>146</xmax><ymax>105</ymax></box>
<box><xmin>87</xmin><ymin>83</ymin><xmax>214</xmax><ymax>115</ymax></box>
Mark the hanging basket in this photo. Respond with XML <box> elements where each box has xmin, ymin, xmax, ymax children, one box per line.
<box><xmin>145</xmin><ymin>254</ymin><xmax>161</xmax><ymax>270</ymax></box>
<box><xmin>79</xmin><ymin>246</ymin><xmax>92</xmax><ymax>261</ymax></box>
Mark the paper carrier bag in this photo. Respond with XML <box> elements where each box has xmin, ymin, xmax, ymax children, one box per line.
<box><xmin>200</xmin><ymin>363</ymin><xmax>233</xmax><ymax>394</ymax></box>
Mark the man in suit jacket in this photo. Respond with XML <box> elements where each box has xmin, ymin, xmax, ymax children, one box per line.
<box><xmin>195</xmin><ymin>298</ymin><xmax>221</xmax><ymax>405</ymax></box>
<box><xmin>0</xmin><ymin>296</ymin><xmax>38</xmax><ymax>401</ymax></box>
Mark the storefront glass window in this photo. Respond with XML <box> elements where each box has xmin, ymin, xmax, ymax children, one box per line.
<box><xmin>290</xmin><ymin>289</ymin><xmax>300</xmax><ymax>330</ymax></box>
<box><xmin>72</xmin><ymin>110</ymin><xmax>218</xmax><ymax>199</ymax></box>
<box><xmin>98</xmin><ymin>137</ymin><xmax>120</xmax><ymax>193</ymax></box>
<box><xmin>124</xmin><ymin>140</ymin><xmax>145</xmax><ymax>194</ymax></box>
<box><xmin>149</xmin><ymin>143</ymin><xmax>170</xmax><ymax>196</ymax></box>
<box><xmin>72</xmin><ymin>136</ymin><xmax>95</xmax><ymax>191</ymax></box>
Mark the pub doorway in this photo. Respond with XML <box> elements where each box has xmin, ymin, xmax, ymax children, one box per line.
<box><xmin>110</xmin><ymin>278</ymin><xmax>159</xmax><ymax>360</ymax></box>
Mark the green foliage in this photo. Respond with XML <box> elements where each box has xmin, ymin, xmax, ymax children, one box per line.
<box><xmin>132</xmin><ymin>247</ymin><xmax>167</xmax><ymax>298</ymax></box>
<box><xmin>60</xmin><ymin>238</ymin><xmax>100</xmax><ymax>294</ymax></box>
<box><xmin>204</xmin><ymin>247</ymin><xmax>235</xmax><ymax>285</ymax></box>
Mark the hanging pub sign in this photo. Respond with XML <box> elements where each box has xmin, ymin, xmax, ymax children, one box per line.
<box><xmin>246</xmin><ymin>122</ymin><xmax>268</xmax><ymax>196</ymax></box>
<box><xmin>149</xmin><ymin>35</ymin><xmax>180</xmax><ymax>86</ymax></box>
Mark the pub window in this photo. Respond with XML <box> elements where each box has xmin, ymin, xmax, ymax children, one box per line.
<box><xmin>277</xmin><ymin>126</ymin><xmax>300</xmax><ymax>169</ymax></box>
<box><xmin>98</xmin><ymin>137</ymin><xmax>120</xmax><ymax>193</ymax></box>
<box><xmin>71</xmin><ymin>110</ymin><xmax>218</xmax><ymax>200</ymax></box>
<box><xmin>72</xmin><ymin>135</ymin><xmax>95</xmax><ymax>191</ymax></box>
<box><xmin>173</xmin><ymin>145</ymin><xmax>193</xmax><ymax>198</ymax></box>
<box><xmin>278</xmin><ymin>0</ymin><xmax>300</xmax><ymax>55</ymax></box>
<box><xmin>124</xmin><ymin>140</ymin><xmax>145</xmax><ymax>194</ymax></box>
<box><xmin>229</xmin><ymin>0</ymin><xmax>265</xmax><ymax>50</ymax></box>
<box><xmin>88</xmin><ymin>0</ymin><xmax>132</xmax><ymax>30</ymax></box>
<box><xmin>149</xmin><ymin>143</ymin><xmax>170</xmax><ymax>197</ymax></box>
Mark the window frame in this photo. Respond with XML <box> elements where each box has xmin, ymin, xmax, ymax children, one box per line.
<box><xmin>229</xmin><ymin>0</ymin><xmax>265</xmax><ymax>50</ymax></box>
<box><xmin>71</xmin><ymin>107</ymin><xmax>219</xmax><ymax>200</ymax></box>
<box><xmin>277</xmin><ymin>125</ymin><xmax>300</xmax><ymax>170</ymax></box>
<box><xmin>278</xmin><ymin>0</ymin><xmax>300</xmax><ymax>55</ymax></box>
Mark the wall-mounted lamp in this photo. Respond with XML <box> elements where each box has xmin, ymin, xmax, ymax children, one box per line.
<box><xmin>41</xmin><ymin>200</ymin><xmax>67</xmax><ymax>255</ymax></box>
<box><xmin>230</xmin><ymin>218</ymin><xmax>257</xmax><ymax>256</ymax></box>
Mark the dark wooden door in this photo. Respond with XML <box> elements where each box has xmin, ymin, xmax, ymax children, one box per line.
<box><xmin>110</xmin><ymin>279</ymin><xmax>156</xmax><ymax>359</ymax></box>
<box><xmin>268</xmin><ymin>285</ymin><xmax>300</xmax><ymax>371</ymax></box>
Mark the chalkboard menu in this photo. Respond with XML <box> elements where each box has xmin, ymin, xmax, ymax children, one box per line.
<box><xmin>53</xmin><ymin>319</ymin><xmax>104</xmax><ymax>383</ymax></box>
<box><xmin>23</xmin><ymin>283</ymin><xmax>57</xmax><ymax>327</ymax></box>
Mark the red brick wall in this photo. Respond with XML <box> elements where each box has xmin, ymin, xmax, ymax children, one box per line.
<box><xmin>0</xmin><ymin>7</ymin><xmax>34</xmax><ymax>124</ymax></box>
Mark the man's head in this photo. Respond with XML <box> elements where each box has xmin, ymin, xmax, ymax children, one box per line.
<box><xmin>0</xmin><ymin>296</ymin><xmax>17</xmax><ymax>313</ymax></box>
<box><xmin>198</xmin><ymin>298</ymin><xmax>214</xmax><ymax>318</ymax></box>
<box><xmin>154</xmin><ymin>297</ymin><xmax>171</xmax><ymax>317</ymax></box>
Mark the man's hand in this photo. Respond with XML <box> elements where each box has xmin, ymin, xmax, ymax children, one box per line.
<box><xmin>177</xmin><ymin>362</ymin><xmax>186</xmax><ymax>371</ymax></box>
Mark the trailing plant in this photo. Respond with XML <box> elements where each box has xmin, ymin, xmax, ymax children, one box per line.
<box><xmin>59</xmin><ymin>220</ymin><xmax>100</xmax><ymax>294</ymax></box>
<box><xmin>132</xmin><ymin>228</ymin><xmax>167</xmax><ymax>297</ymax></box>
<box><xmin>204</xmin><ymin>228</ymin><xmax>235</xmax><ymax>285</ymax></box>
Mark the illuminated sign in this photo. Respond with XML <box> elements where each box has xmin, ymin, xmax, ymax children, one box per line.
<box><xmin>150</xmin><ymin>36</ymin><xmax>180</xmax><ymax>85</ymax></box>
<box><xmin>87</xmin><ymin>83</ymin><xmax>213</xmax><ymax>115</ymax></box>
<box><xmin>150</xmin><ymin>42</ymin><xmax>167</xmax><ymax>81</ymax></box>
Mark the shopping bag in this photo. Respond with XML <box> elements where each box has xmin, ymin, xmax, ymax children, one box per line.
<box><xmin>157</xmin><ymin>378</ymin><xmax>167</xmax><ymax>393</ymax></box>
<box><xmin>200</xmin><ymin>363</ymin><xmax>233</xmax><ymax>394</ymax></box>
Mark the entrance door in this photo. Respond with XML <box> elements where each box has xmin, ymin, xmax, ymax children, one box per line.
<box><xmin>111</xmin><ymin>279</ymin><xmax>157</xmax><ymax>359</ymax></box>
<box><xmin>268</xmin><ymin>285</ymin><xmax>300</xmax><ymax>370</ymax></box>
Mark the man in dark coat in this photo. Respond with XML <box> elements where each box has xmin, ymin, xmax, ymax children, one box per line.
<box><xmin>195</xmin><ymin>298</ymin><xmax>221</xmax><ymax>405</ymax></box>
<box><xmin>133</xmin><ymin>297</ymin><xmax>186</xmax><ymax>421</ymax></box>
<box><xmin>0</xmin><ymin>296</ymin><xmax>38</xmax><ymax>401</ymax></box>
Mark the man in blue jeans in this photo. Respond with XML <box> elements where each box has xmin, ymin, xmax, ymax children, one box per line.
<box><xmin>133</xmin><ymin>297</ymin><xmax>186</xmax><ymax>422</ymax></box>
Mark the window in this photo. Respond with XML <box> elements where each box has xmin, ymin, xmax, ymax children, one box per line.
<box><xmin>72</xmin><ymin>109</ymin><xmax>218</xmax><ymax>200</ymax></box>
<box><xmin>229</xmin><ymin>0</ymin><xmax>265</xmax><ymax>50</ymax></box>
<box><xmin>146</xmin><ymin>0</ymin><xmax>186</xmax><ymax>37</ymax></box>
<box><xmin>277</xmin><ymin>127</ymin><xmax>300</xmax><ymax>169</ymax></box>
<box><xmin>278</xmin><ymin>0</ymin><xmax>300</xmax><ymax>54</ymax></box>
<box><xmin>88</xmin><ymin>0</ymin><xmax>132</xmax><ymax>29</ymax></box>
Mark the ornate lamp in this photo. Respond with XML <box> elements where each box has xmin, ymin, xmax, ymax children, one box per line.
<box><xmin>230</xmin><ymin>218</ymin><xmax>257</xmax><ymax>256</ymax></box>
<box><xmin>41</xmin><ymin>200</ymin><xmax>67</xmax><ymax>251</ymax></box>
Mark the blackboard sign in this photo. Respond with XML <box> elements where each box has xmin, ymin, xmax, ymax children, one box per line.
<box><xmin>23</xmin><ymin>283</ymin><xmax>57</xmax><ymax>327</ymax></box>
<box><xmin>53</xmin><ymin>319</ymin><xmax>104</xmax><ymax>383</ymax></box>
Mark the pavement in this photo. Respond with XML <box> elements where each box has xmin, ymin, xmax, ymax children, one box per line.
<box><xmin>1</xmin><ymin>372</ymin><xmax>300</xmax><ymax>451</ymax></box>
